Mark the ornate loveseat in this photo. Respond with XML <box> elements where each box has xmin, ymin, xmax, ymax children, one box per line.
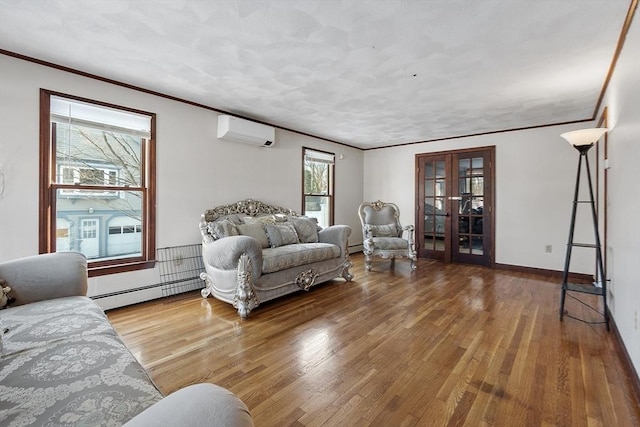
<box><xmin>199</xmin><ymin>199</ymin><xmax>353</xmax><ymax>318</ymax></box>
<box><xmin>0</xmin><ymin>252</ymin><xmax>253</xmax><ymax>427</ymax></box>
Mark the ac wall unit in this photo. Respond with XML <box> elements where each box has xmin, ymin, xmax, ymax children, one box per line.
<box><xmin>217</xmin><ymin>115</ymin><xmax>275</xmax><ymax>147</ymax></box>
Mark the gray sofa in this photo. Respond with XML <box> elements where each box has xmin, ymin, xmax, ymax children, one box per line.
<box><xmin>0</xmin><ymin>252</ymin><xmax>253</xmax><ymax>427</ymax></box>
<box><xmin>199</xmin><ymin>199</ymin><xmax>353</xmax><ymax>318</ymax></box>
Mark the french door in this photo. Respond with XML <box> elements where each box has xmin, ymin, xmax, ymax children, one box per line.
<box><xmin>415</xmin><ymin>147</ymin><xmax>494</xmax><ymax>266</ymax></box>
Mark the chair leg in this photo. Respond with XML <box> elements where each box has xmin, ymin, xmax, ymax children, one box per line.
<box><xmin>365</xmin><ymin>255</ymin><xmax>372</xmax><ymax>271</ymax></box>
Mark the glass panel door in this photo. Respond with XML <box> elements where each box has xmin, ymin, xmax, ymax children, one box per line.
<box><xmin>416</xmin><ymin>148</ymin><xmax>493</xmax><ymax>266</ymax></box>
<box><xmin>417</xmin><ymin>154</ymin><xmax>450</xmax><ymax>261</ymax></box>
<box><xmin>452</xmin><ymin>152</ymin><xmax>491</xmax><ymax>266</ymax></box>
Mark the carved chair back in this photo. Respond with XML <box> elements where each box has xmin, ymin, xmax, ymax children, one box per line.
<box><xmin>358</xmin><ymin>201</ymin><xmax>403</xmax><ymax>238</ymax></box>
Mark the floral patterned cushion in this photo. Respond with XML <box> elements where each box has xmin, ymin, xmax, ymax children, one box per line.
<box><xmin>0</xmin><ymin>296</ymin><xmax>162</xmax><ymax>426</ymax></box>
<box><xmin>265</xmin><ymin>223</ymin><xmax>299</xmax><ymax>248</ymax></box>
<box><xmin>237</xmin><ymin>223</ymin><xmax>270</xmax><ymax>248</ymax></box>
<box><xmin>366</xmin><ymin>237</ymin><xmax>409</xmax><ymax>250</ymax></box>
<box><xmin>369</xmin><ymin>223</ymin><xmax>398</xmax><ymax>237</ymax></box>
<box><xmin>287</xmin><ymin>216</ymin><xmax>319</xmax><ymax>243</ymax></box>
<box><xmin>261</xmin><ymin>243</ymin><xmax>340</xmax><ymax>274</ymax></box>
<box><xmin>207</xmin><ymin>219</ymin><xmax>239</xmax><ymax>240</ymax></box>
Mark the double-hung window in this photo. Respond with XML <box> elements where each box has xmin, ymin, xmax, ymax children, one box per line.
<box><xmin>302</xmin><ymin>148</ymin><xmax>335</xmax><ymax>228</ymax></box>
<box><xmin>39</xmin><ymin>90</ymin><xmax>156</xmax><ymax>276</ymax></box>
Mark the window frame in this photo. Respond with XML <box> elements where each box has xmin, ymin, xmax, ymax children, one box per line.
<box><xmin>39</xmin><ymin>89</ymin><xmax>156</xmax><ymax>277</ymax></box>
<box><xmin>301</xmin><ymin>147</ymin><xmax>335</xmax><ymax>227</ymax></box>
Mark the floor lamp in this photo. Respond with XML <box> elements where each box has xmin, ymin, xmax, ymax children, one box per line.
<box><xmin>558</xmin><ymin>127</ymin><xmax>609</xmax><ymax>330</ymax></box>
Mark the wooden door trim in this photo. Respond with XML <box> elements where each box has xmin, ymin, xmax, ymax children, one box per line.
<box><xmin>597</xmin><ymin>107</ymin><xmax>608</xmax><ymax>278</ymax></box>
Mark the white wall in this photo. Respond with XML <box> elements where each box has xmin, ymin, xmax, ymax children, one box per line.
<box><xmin>363</xmin><ymin>10</ymin><xmax>639</xmax><ymax>375</ymax></box>
<box><xmin>0</xmin><ymin>55</ymin><xmax>364</xmax><ymax>309</ymax></box>
<box><xmin>364</xmin><ymin>124</ymin><xmax>597</xmax><ymax>273</ymax></box>
<box><xmin>598</xmin><ymin>10</ymin><xmax>640</xmax><ymax>375</ymax></box>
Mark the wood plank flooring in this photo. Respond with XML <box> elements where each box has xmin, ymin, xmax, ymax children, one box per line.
<box><xmin>107</xmin><ymin>254</ymin><xmax>640</xmax><ymax>426</ymax></box>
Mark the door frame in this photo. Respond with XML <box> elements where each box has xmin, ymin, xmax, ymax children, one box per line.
<box><xmin>596</xmin><ymin>107</ymin><xmax>608</xmax><ymax>281</ymax></box>
<box><xmin>415</xmin><ymin>146</ymin><xmax>496</xmax><ymax>267</ymax></box>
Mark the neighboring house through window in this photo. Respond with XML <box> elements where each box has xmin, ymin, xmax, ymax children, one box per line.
<box><xmin>302</xmin><ymin>147</ymin><xmax>334</xmax><ymax>228</ymax></box>
<box><xmin>39</xmin><ymin>90</ymin><xmax>156</xmax><ymax>276</ymax></box>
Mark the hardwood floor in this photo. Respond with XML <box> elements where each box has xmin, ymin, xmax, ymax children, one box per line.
<box><xmin>107</xmin><ymin>254</ymin><xmax>640</xmax><ymax>426</ymax></box>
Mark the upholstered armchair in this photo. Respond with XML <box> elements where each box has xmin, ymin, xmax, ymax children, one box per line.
<box><xmin>358</xmin><ymin>200</ymin><xmax>417</xmax><ymax>271</ymax></box>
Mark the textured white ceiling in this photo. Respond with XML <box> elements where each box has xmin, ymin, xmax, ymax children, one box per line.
<box><xmin>0</xmin><ymin>0</ymin><xmax>631</xmax><ymax>149</ymax></box>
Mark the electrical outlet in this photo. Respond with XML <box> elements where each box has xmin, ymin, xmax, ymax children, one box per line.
<box><xmin>544</xmin><ymin>245</ymin><xmax>552</xmax><ymax>253</ymax></box>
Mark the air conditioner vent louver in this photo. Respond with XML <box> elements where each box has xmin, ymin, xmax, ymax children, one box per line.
<box><xmin>217</xmin><ymin>115</ymin><xmax>275</xmax><ymax>147</ymax></box>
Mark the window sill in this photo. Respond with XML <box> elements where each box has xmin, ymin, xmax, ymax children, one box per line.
<box><xmin>88</xmin><ymin>260</ymin><xmax>156</xmax><ymax>277</ymax></box>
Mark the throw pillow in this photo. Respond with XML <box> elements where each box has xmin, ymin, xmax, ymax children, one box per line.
<box><xmin>236</xmin><ymin>223</ymin><xmax>270</xmax><ymax>248</ymax></box>
<box><xmin>0</xmin><ymin>282</ymin><xmax>14</xmax><ymax>309</ymax></box>
<box><xmin>207</xmin><ymin>219</ymin><xmax>239</xmax><ymax>240</ymax></box>
<box><xmin>265</xmin><ymin>223</ymin><xmax>299</xmax><ymax>248</ymax></box>
<box><xmin>288</xmin><ymin>216</ymin><xmax>319</xmax><ymax>243</ymax></box>
<box><xmin>370</xmin><ymin>223</ymin><xmax>398</xmax><ymax>237</ymax></box>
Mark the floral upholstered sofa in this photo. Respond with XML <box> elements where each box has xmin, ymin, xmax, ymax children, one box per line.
<box><xmin>199</xmin><ymin>199</ymin><xmax>353</xmax><ymax>318</ymax></box>
<box><xmin>0</xmin><ymin>252</ymin><xmax>253</xmax><ymax>427</ymax></box>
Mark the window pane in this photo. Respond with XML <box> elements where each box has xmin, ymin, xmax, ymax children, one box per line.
<box><xmin>425</xmin><ymin>199</ymin><xmax>437</xmax><ymax>238</ymax></box>
<box><xmin>304</xmin><ymin>160</ymin><xmax>329</xmax><ymax>194</ymax></box>
<box><xmin>56</xmin><ymin>189</ymin><xmax>143</xmax><ymax>260</ymax></box>
<box><xmin>471</xmin><ymin>176</ymin><xmax>484</xmax><ymax>195</ymax></box>
<box><xmin>459</xmin><ymin>216</ymin><xmax>469</xmax><ymax>233</ymax></box>
<box><xmin>304</xmin><ymin>195</ymin><xmax>330</xmax><ymax>229</ymax></box>
<box><xmin>435</xmin><ymin>179</ymin><xmax>445</xmax><ymax>197</ymax></box>
<box><xmin>423</xmin><ymin>235</ymin><xmax>435</xmax><ymax>250</ymax></box>
<box><xmin>471</xmin><ymin>196</ymin><xmax>484</xmax><ymax>213</ymax></box>
<box><xmin>55</xmin><ymin>122</ymin><xmax>142</xmax><ymax>187</ymax></box>
<box><xmin>459</xmin><ymin>177</ymin><xmax>470</xmax><ymax>194</ymax></box>
<box><xmin>459</xmin><ymin>159</ymin><xmax>470</xmax><ymax>175</ymax></box>
<box><xmin>472</xmin><ymin>236</ymin><xmax>483</xmax><ymax>255</ymax></box>
<box><xmin>425</xmin><ymin>162</ymin><xmax>434</xmax><ymax>179</ymax></box>
<box><xmin>425</xmin><ymin>179</ymin><xmax>434</xmax><ymax>197</ymax></box>
<box><xmin>459</xmin><ymin>236</ymin><xmax>470</xmax><ymax>254</ymax></box>
<box><xmin>472</xmin><ymin>217</ymin><xmax>484</xmax><ymax>234</ymax></box>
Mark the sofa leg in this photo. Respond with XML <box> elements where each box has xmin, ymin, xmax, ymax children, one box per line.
<box><xmin>341</xmin><ymin>254</ymin><xmax>354</xmax><ymax>281</ymax></box>
<box><xmin>199</xmin><ymin>272</ymin><xmax>212</xmax><ymax>298</ymax></box>
<box><xmin>410</xmin><ymin>251</ymin><xmax>418</xmax><ymax>271</ymax></box>
<box><xmin>234</xmin><ymin>254</ymin><xmax>259</xmax><ymax>318</ymax></box>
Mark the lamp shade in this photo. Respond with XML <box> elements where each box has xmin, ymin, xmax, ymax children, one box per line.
<box><xmin>560</xmin><ymin>128</ymin><xmax>607</xmax><ymax>146</ymax></box>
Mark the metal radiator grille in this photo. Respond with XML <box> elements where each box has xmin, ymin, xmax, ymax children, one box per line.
<box><xmin>157</xmin><ymin>244</ymin><xmax>204</xmax><ymax>297</ymax></box>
